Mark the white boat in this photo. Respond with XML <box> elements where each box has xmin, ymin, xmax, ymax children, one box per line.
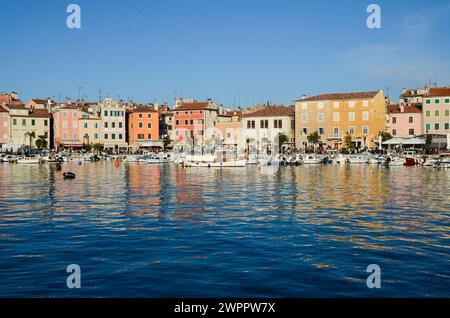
<box><xmin>1</xmin><ymin>155</ymin><xmax>16</xmax><ymax>162</ymax></box>
<box><xmin>16</xmin><ymin>157</ymin><xmax>40</xmax><ymax>164</ymax></box>
<box><xmin>368</xmin><ymin>156</ymin><xmax>384</xmax><ymax>165</ymax></box>
<box><xmin>184</xmin><ymin>150</ymin><xmax>245</xmax><ymax>168</ymax></box>
<box><xmin>388</xmin><ymin>157</ymin><xmax>405</xmax><ymax>166</ymax></box>
<box><xmin>246</xmin><ymin>154</ymin><xmax>258</xmax><ymax>165</ymax></box>
<box><xmin>347</xmin><ymin>155</ymin><xmax>369</xmax><ymax>164</ymax></box>
<box><xmin>147</xmin><ymin>156</ymin><xmax>168</xmax><ymax>164</ymax></box>
<box><xmin>124</xmin><ymin>155</ymin><xmax>140</xmax><ymax>162</ymax></box>
<box><xmin>422</xmin><ymin>158</ymin><xmax>438</xmax><ymax>167</ymax></box>
<box><xmin>184</xmin><ymin>160</ymin><xmax>246</xmax><ymax>167</ymax></box>
<box><xmin>302</xmin><ymin>154</ymin><xmax>322</xmax><ymax>164</ymax></box>
<box><xmin>434</xmin><ymin>159</ymin><xmax>450</xmax><ymax>168</ymax></box>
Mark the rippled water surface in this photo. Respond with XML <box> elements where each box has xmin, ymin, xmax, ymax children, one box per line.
<box><xmin>0</xmin><ymin>162</ymin><xmax>449</xmax><ymax>297</ymax></box>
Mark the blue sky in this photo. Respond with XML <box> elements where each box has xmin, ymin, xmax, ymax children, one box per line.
<box><xmin>1</xmin><ymin>0</ymin><xmax>449</xmax><ymax>107</ymax></box>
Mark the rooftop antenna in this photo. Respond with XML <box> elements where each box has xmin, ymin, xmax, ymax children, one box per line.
<box><xmin>98</xmin><ymin>88</ymin><xmax>102</xmax><ymax>102</ymax></box>
<box><xmin>433</xmin><ymin>76</ymin><xmax>438</xmax><ymax>88</ymax></box>
<box><xmin>181</xmin><ymin>88</ymin><xmax>183</xmax><ymax>98</ymax></box>
<box><xmin>78</xmin><ymin>86</ymin><xmax>82</xmax><ymax>101</ymax></box>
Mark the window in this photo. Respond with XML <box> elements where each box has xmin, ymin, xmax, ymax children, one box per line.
<box><xmin>198</xmin><ymin>130</ymin><xmax>204</xmax><ymax>136</ymax></box>
<box><xmin>251</xmin><ymin>120</ymin><xmax>255</xmax><ymax>129</ymax></box>
<box><xmin>392</xmin><ymin>117</ymin><xmax>397</xmax><ymax>124</ymax></box>
<box><xmin>318</xmin><ymin>128</ymin><xmax>324</xmax><ymax>135</ymax></box>
<box><xmin>363</xmin><ymin>126</ymin><xmax>369</xmax><ymax>135</ymax></box>
<box><xmin>363</xmin><ymin>111</ymin><xmax>369</xmax><ymax>121</ymax></box>
<box><xmin>31</xmin><ymin>119</ymin><xmax>35</xmax><ymax>126</ymax></box>
<box><xmin>44</xmin><ymin>120</ymin><xmax>48</xmax><ymax>126</ymax></box>
<box><xmin>302</xmin><ymin>128</ymin><xmax>308</xmax><ymax>135</ymax></box>
<box><xmin>110</xmin><ymin>111</ymin><xmax>113</xmax><ymax>116</ymax></box>
<box><xmin>105</xmin><ymin>122</ymin><xmax>108</xmax><ymax>128</ymax></box>
<box><xmin>260</xmin><ymin>120</ymin><xmax>268</xmax><ymax>129</ymax></box>
<box><xmin>278</xmin><ymin>120</ymin><xmax>282</xmax><ymax>129</ymax></box>
<box><xmin>301</xmin><ymin>103</ymin><xmax>307</xmax><ymax>110</ymax></box>
<box><xmin>139</xmin><ymin>122</ymin><xmax>143</xmax><ymax>128</ymax></box>
<box><xmin>131</xmin><ymin>123</ymin><xmax>133</xmax><ymax>129</ymax></box>
<box><xmin>62</xmin><ymin>121</ymin><xmax>68</xmax><ymax>129</ymax></box>
<box><xmin>425</xmin><ymin>99</ymin><xmax>431</xmax><ymax>104</ymax></box>
<box><xmin>104</xmin><ymin>133</ymin><xmax>109</xmax><ymax>140</ymax></box>
<box><xmin>94</xmin><ymin>133</ymin><xmax>98</xmax><ymax>139</ymax></box>
<box><xmin>274</xmin><ymin>119</ymin><xmax>282</xmax><ymax>128</ymax></box>
<box><xmin>301</xmin><ymin>114</ymin><xmax>307</xmax><ymax>123</ymax></box>
<box><xmin>63</xmin><ymin>133</ymin><xmax>67</xmax><ymax>139</ymax></box>
<box><xmin>409</xmin><ymin>117</ymin><xmax>414</xmax><ymax>123</ymax></box>
<box><xmin>112</xmin><ymin>122</ymin><xmax>116</xmax><ymax>128</ymax></box>
<box><xmin>445</xmin><ymin>123</ymin><xmax>449</xmax><ymax>130</ymax></box>
<box><xmin>349</xmin><ymin>101</ymin><xmax>355</xmax><ymax>108</ymax></box>
<box><xmin>73</xmin><ymin>133</ymin><xmax>77</xmax><ymax>140</ymax></box>
<box><xmin>317</xmin><ymin>113</ymin><xmax>324</xmax><ymax>122</ymax></box>
<box><xmin>94</xmin><ymin>123</ymin><xmax>98</xmax><ymax>129</ymax></box>
<box><xmin>148</xmin><ymin>113</ymin><xmax>152</xmax><ymax>118</ymax></box>
<box><xmin>147</xmin><ymin>134</ymin><xmax>151</xmax><ymax>139</ymax></box>
<box><xmin>392</xmin><ymin>129</ymin><xmax>397</xmax><ymax>136</ymax></box>
<box><xmin>333</xmin><ymin>127</ymin><xmax>339</xmax><ymax>135</ymax></box>
<box><xmin>176</xmin><ymin>120</ymin><xmax>179</xmax><ymax>125</ymax></box>
<box><xmin>349</xmin><ymin>112</ymin><xmax>355</xmax><ymax>121</ymax></box>
<box><xmin>138</xmin><ymin>134</ymin><xmax>144</xmax><ymax>139</ymax></box>
<box><xmin>333</xmin><ymin>112</ymin><xmax>339</xmax><ymax>121</ymax></box>
<box><xmin>83</xmin><ymin>133</ymin><xmax>88</xmax><ymax>139</ymax></box>
<box><xmin>104</xmin><ymin>111</ymin><xmax>108</xmax><ymax>116</ymax></box>
<box><xmin>147</xmin><ymin>123</ymin><xmax>152</xmax><ymax>128</ymax></box>
<box><xmin>363</xmin><ymin>100</ymin><xmax>369</xmax><ymax>107</ymax></box>
<box><xmin>426</xmin><ymin>111</ymin><xmax>430</xmax><ymax>117</ymax></box>
<box><xmin>317</xmin><ymin>102</ymin><xmax>324</xmax><ymax>109</ymax></box>
<box><xmin>84</xmin><ymin>123</ymin><xmax>88</xmax><ymax>129</ymax></box>
<box><xmin>111</xmin><ymin>134</ymin><xmax>116</xmax><ymax>140</ymax></box>
<box><xmin>446</xmin><ymin>110</ymin><xmax>450</xmax><ymax>117</ymax></box>
<box><xmin>63</xmin><ymin>111</ymin><xmax>67</xmax><ymax>118</ymax></box>
<box><xmin>349</xmin><ymin>126</ymin><xmax>355</xmax><ymax>134</ymax></box>
<box><xmin>184</xmin><ymin>120</ymin><xmax>188</xmax><ymax>125</ymax></box>
<box><xmin>435</xmin><ymin>99</ymin><xmax>440</xmax><ymax>104</ymax></box>
<box><xmin>139</xmin><ymin>114</ymin><xmax>143</xmax><ymax>118</ymax></box>
<box><xmin>22</xmin><ymin>119</ymin><xmax>26</xmax><ymax>126</ymax></box>
<box><xmin>118</xmin><ymin>122</ymin><xmax>122</xmax><ymax>128</ymax></box>
<box><xmin>435</xmin><ymin>110</ymin><xmax>440</xmax><ymax>117</ymax></box>
<box><xmin>333</xmin><ymin>102</ymin><xmax>340</xmax><ymax>109</ymax></box>
<box><xmin>435</xmin><ymin>123</ymin><xmax>440</xmax><ymax>130</ymax></box>
<box><xmin>409</xmin><ymin>129</ymin><xmax>415</xmax><ymax>135</ymax></box>
<box><xmin>190</xmin><ymin>120</ymin><xmax>194</xmax><ymax>125</ymax></box>
<box><xmin>445</xmin><ymin>98</ymin><xmax>450</xmax><ymax>104</ymax></box>
<box><xmin>73</xmin><ymin>122</ymin><xmax>77</xmax><ymax>129</ymax></box>
<box><xmin>425</xmin><ymin>123</ymin><xmax>431</xmax><ymax>132</ymax></box>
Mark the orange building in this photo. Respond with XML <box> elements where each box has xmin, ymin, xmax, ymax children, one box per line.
<box><xmin>127</xmin><ymin>105</ymin><xmax>160</xmax><ymax>147</ymax></box>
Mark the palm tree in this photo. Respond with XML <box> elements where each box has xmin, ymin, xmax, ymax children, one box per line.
<box><xmin>24</xmin><ymin>131</ymin><xmax>36</xmax><ymax>148</ymax></box>
<box><xmin>92</xmin><ymin>143</ymin><xmax>104</xmax><ymax>155</ymax></box>
<box><xmin>35</xmin><ymin>135</ymin><xmax>48</xmax><ymax>149</ymax></box>
<box><xmin>307</xmin><ymin>131</ymin><xmax>321</xmax><ymax>153</ymax></box>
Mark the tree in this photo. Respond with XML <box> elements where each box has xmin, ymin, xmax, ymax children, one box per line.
<box><xmin>83</xmin><ymin>143</ymin><xmax>93</xmax><ymax>152</ymax></box>
<box><xmin>24</xmin><ymin>131</ymin><xmax>36</xmax><ymax>148</ymax></box>
<box><xmin>378</xmin><ymin>131</ymin><xmax>393</xmax><ymax>142</ymax></box>
<box><xmin>35</xmin><ymin>135</ymin><xmax>48</xmax><ymax>149</ymax></box>
<box><xmin>276</xmin><ymin>133</ymin><xmax>289</xmax><ymax>153</ymax></box>
<box><xmin>163</xmin><ymin>135</ymin><xmax>172</xmax><ymax>149</ymax></box>
<box><xmin>307</xmin><ymin>131</ymin><xmax>321</xmax><ymax>145</ymax></box>
<box><xmin>344</xmin><ymin>132</ymin><xmax>354</xmax><ymax>150</ymax></box>
<box><xmin>92</xmin><ymin>143</ymin><xmax>104</xmax><ymax>155</ymax></box>
<box><xmin>425</xmin><ymin>134</ymin><xmax>433</xmax><ymax>154</ymax></box>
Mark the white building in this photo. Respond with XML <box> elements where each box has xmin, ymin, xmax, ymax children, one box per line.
<box><xmin>100</xmin><ymin>98</ymin><xmax>127</xmax><ymax>151</ymax></box>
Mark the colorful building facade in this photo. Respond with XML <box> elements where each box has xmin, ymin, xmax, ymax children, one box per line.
<box><xmin>7</xmin><ymin>105</ymin><xmax>50</xmax><ymax>148</ymax></box>
<box><xmin>53</xmin><ymin>106</ymin><xmax>83</xmax><ymax>150</ymax></box>
<box><xmin>173</xmin><ymin>100</ymin><xmax>219</xmax><ymax>145</ymax></box>
<box><xmin>423</xmin><ymin>88</ymin><xmax>450</xmax><ymax>135</ymax></box>
<box><xmin>294</xmin><ymin>90</ymin><xmax>386</xmax><ymax>149</ymax></box>
<box><xmin>100</xmin><ymin>98</ymin><xmax>127</xmax><ymax>151</ymax></box>
<box><xmin>127</xmin><ymin>106</ymin><xmax>160</xmax><ymax>147</ymax></box>
<box><xmin>78</xmin><ymin>109</ymin><xmax>101</xmax><ymax>145</ymax></box>
<box><xmin>0</xmin><ymin>105</ymin><xmax>10</xmax><ymax>146</ymax></box>
<box><xmin>387</xmin><ymin>105</ymin><xmax>423</xmax><ymax>137</ymax></box>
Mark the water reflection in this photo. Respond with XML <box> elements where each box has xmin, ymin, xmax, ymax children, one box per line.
<box><xmin>0</xmin><ymin>162</ymin><xmax>449</xmax><ymax>297</ymax></box>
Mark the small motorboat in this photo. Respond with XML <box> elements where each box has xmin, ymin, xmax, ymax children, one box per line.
<box><xmin>63</xmin><ymin>172</ymin><xmax>76</xmax><ymax>179</ymax></box>
<box><xmin>347</xmin><ymin>155</ymin><xmax>369</xmax><ymax>164</ymax></box>
<box><xmin>302</xmin><ymin>155</ymin><xmax>323</xmax><ymax>164</ymax></box>
<box><xmin>16</xmin><ymin>157</ymin><xmax>40</xmax><ymax>164</ymax></box>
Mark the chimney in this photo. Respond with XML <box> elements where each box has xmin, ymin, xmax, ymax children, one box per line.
<box><xmin>400</xmin><ymin>104</ymin><xmax>405</xmax><ymax>113</ymax></box>
<box><xmin>402</xmin><ymin>88</ymin><xmax>407</xmax><ymax>94</ymax></box>
<box><xmin>301</xmin><ymin>94</ymin><xmax>307</xmax><ymax>100</ymax></box>
<box><xmin>154</xmin><ymin>103</ymin><xmax>159</xmax><ymax>111</ymax></box>
<box><xmin>11</xmin><ymin>92</ymin><xmax>18</xmax><ymax>99</ymax></box>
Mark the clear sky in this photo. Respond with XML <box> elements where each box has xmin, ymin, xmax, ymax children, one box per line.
<box><xmin>1</xmin><ymin>0</ymin><xmax>449</xmax><ymax>107</ymax></box>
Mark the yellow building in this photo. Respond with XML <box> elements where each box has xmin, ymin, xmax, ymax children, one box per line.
<box><xmin>294</xmin><ymin>90</ymin><xmax>386</xmax><ymax>149</ymax></box>
<box><xmin>7</xmin><ymin>105</ymin><xmax>50</xmax><ymax>148</ymax></box>
<box><xmin>78</xmin><ymin>110</ymin><xmax>101</xmax><ymax>145</ymax></box>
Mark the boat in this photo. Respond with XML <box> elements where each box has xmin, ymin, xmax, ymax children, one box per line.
<box><xmin>16</xmin><ymin>157</ymin><xmax>40</xmax><ymax>164</ymax></box>
<box><xmin>388</xmin><ymin>157</ymin><xmax>405</xmax><ymax>166</ymax></box>
<box><xmin>183</xmin><ymin>150</ymin><xmax>246</xmax><ymax>168</ymax></box>
<box><xmin>1</xmin><ymin>155</ymin><xmax>16</xmax><ymax>163</ymax></box>
<box><xmin>347</xmin><ymin>155</ymin><xmax>369</xmax><ymax>164</ymax></box>
<box><xmin>124</xmin><ymin>155</ymin><xmax>140</xmax><ymax>162</ymax></box>
<box><xmin>147</xmin><ymin>155</ymin><xmax>168</xmax><ymax>164</ymax></box>
<box><xmin>368</xmin><ymin>156</ymin><xmax>384</xmax><ymax>165</ymax></box>
<box><xmin>434</xmin><ymin>159</ymin><xmax>450</xmax><ymax>168</ymax></box>
<box><xmin>302</xmin><ymin>154</ymin><xmax>323</xmax><ymax>164</ymax></box>
<box><xmin>63</xmin><ymin>172</ymin><xmax>76</xmax><ymax>179</ymax></box>
<box><xmin>421</xmin><ymin>157</ymin><xmax>438</xmax><ymax>167</ymax></box>
<box><xmin>246</xmin><ymin>154</ymin><xmax>258</xmax><ymax>165</ymax></box>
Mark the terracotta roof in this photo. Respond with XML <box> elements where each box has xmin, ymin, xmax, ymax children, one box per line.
<box><xmin>0</xmin><ymin>94</ymin><xmax>22</xmax><ymax>105</ymax></box>
<box><xmin>6</xmin><ymin>104</ymin><xmax>27</xmax><ymax>110</ymax></box>
<box><xmin>387</xmin><ymin>104</ymin><xmax>422</xmax><ymax>114</ymax></box>
<box><xmin>29</xmin><ymin>109</ymin><xmax>50</xmax><ymax>118</ymax></box>
<box><xmin>176</xmin><ymin>102</ymin><xmax>215</xmax><ymax>111</ymax></box>
<box><xmin>424</xmin><ymin>87</ymin><xmax>450</xmax><ymax>97</ymax></box>
<box><xmin>242</xmin><ymin>106</ymin><xmax>294</xmax><ymax>118</ymax></box>
<box><xmin>296</xmin><ymin>91</ymin><xmax>380</xmax><ymax>102</ymax></box>
<box><xmin>400</xmin><ymin>89</ymin><xmax>427</xmax><ymax>98</ymax></box>
<box><xmin>0</xmin><ymin>105</ymin><xmax>8</xmax><ymax>112</ymax></box>
<box><xmin>31</xmin><ymin>99</ymin><xmax>49</xmax><ymax>104</ymax></box>
<box><xmin>129</xmin><ymin>105</ymin><xmax>159</xmax><ymax>113</ymax></box>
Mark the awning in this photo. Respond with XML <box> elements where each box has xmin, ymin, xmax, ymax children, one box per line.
<box><xmin>136</xmin><ymin>140</ymin><xmax>164</xmax><ymax>148</ymax></box>
<box><xmin>62</xmin><ymin>143</ymin><xmax>83</xmax><ymax>148</ymax></box>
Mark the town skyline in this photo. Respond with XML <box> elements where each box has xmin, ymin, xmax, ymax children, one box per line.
<box><xmin>1</xmin><ymin>0</ymin><xmax>450</xmax><ymax>106</ymax></box>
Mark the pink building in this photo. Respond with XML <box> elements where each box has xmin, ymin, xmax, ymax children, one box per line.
<box><xmin>0</xmin><ymin>105</ymin><xmax>10</xmax><ymax>146</ymax></box>
<box><xmin>53</xmin><ymin>105</ymin><xmax>83</xmax><ymax>150</ymax></box>
<box><xmin>387</xmin><ymin>104</ymin><xmax>423</xmax><ymax>137</ymax></box>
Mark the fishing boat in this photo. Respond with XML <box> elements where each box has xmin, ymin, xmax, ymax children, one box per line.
<box><xmin>16</xmin><ymin>157</ymin><xmax>40</xmax><ymax>164</ymax></box>
<box><xmin>302</xmin><ymin>154</ymin><xmax>323</xmax><ymax>164</ymax></box>
<box><xmin>347</xmin><ymin>155</ymin><xmax>369</xmax><ymax>164</ymax></box>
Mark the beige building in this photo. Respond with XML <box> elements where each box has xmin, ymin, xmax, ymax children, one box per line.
<box><xmin>216</xmin><ymin>110</ymin><xmax>244</xmax><ymax>150</ymax></box>
<box><xmin>78</xmin><ymin>109</ymin><xmax>101</xmax><ymax>145</ymax></box>
<box><xmin>294</xmin><ymin>90</ymin><xmax>386</xmax><ymax>149</ymax></box>
<box><xmin>7</xmin><ymin>105</ymin><xmax>50</xmax><ymax>147</ymax></box>
<box><xmin>242</xmin><ymin>106</ymin><xmax>295</xmax><ymax>152</ymax></box>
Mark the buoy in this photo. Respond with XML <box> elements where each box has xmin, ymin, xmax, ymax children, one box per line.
<box><xmin>115</xmin><ymin>158</ymin><xmax>120</xmax><ymax>167</ymax></box>
<box><xmin>63</xmin><ymin>172</ymin><xmax>76</xmax><ymax>179</ymax></box>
